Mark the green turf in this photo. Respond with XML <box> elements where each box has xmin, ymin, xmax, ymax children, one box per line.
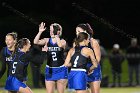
<box><xmin>0</xmin><ymin>87</ymin><xmax>140</xmax><ymax>93</ymax></box>
<box><xmin>102</xmin><ymin>58</ymin><xmax>129</xmax><ymax>83</ymax></box>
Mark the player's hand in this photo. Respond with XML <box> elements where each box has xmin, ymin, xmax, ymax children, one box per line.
<box><xmin>39</xmin><ymin>22</ymin><xmax>46</xmax><ymax>32</ymax></box>
<box><xmin>88</xmin><ymin>65</ymin><xmax>96</xmax><ymax>75</ymax></box>
<box><xmin>88</xmin><ymin>69</ymin><xmax>94</xmax><ymax>75</ymax></box>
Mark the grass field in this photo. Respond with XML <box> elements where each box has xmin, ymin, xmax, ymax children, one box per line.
<box><xmin>0</xmin><ymin>87</ymin><xmax>140</xmax><ymax>93</ymax></box>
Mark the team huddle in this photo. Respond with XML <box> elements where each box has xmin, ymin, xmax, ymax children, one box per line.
<box><xmin>0</xmin><ymin>22</ymin><xmax>102</xmax><ymax>93</ymax></box>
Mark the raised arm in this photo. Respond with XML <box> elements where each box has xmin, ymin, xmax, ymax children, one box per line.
<box><xmin>34</xmin><ymin>22</ymin><xmax>47</xmax><ymax>45</ymax></box>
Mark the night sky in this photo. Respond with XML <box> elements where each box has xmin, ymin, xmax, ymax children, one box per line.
<box><xmin>0</xmin><ymin>0</ymin><xmax>140</xmax><ymax>49</ymax></box>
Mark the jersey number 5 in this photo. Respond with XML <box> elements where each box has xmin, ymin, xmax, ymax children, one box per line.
<box><xmin>12</xmin><ymin>62</ymin><xmax>17</xmax><ymax>74</ymax></box>
<box><xmin>73</xmin><ymin>56</ymin><xmax>79</xmax><ymax>67</ymax></box>
<box><xmin>51</xmin><ymin>52</ymin><xmax>57</xmax><ymax>61</ymax></box>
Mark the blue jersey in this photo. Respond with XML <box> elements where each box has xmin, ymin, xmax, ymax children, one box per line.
<box><xmin>47</xmin><ymin>38</ymin><xmax>64</xmax><ymax>67</ymax></box>
<box><xmin>70</xmin><ymin>46</ymin><xmax>88</xmax><ymax>69</ymax></box>
<box><xmin>45</xmin><ymin>38</ymin><xmax>68</xmax><ymax>81</ymax></box>
<box><xmin>5</xmin><ymin>49</ymin><xmax>29</xmax><ymax>91</ymax></box>
<box><xmin>0</xmin><ymin>47</ymin><xmax>13</xmax><ymax>78</ymax></box>
<box><xmin>8</xmin><ymin>50</ymin><xmax>29</xmax><ymax>82</ymax></box>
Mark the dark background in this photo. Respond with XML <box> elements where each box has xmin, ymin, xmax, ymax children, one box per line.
<box><xmin>0</xmin><ymin>0</ymin><xmax>140</xmax><ymax>49</ymax></box>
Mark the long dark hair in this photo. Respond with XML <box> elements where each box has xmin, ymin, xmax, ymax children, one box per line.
<box><xmin>77</xmin><ymin>23</ymin><xmax>94</xmax><ymax>37</ymax></box>
<box><xmin>12</xmin><ymin>38</ymin><xmax>30</xmax><ymax>55</ymax></box>
<box><xmin>75</xmin><ymin>32</ymin><xmax>89</xmax><ymax>48</ymax></box>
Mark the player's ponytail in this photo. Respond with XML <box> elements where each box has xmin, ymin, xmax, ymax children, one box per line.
<box><xmin>75</xmin><ymin>32</ymin><xmax>89</xmax><ymax>48</ymax></box>
<box><xmin>12</xmin><ymin>38</ymin><xmax>30</xmax><ymax>56</ymax></box>
<box><xmin>75</xmin><ymin>38</ymin><xmax>80</xmax><ymax>48</ymax></box>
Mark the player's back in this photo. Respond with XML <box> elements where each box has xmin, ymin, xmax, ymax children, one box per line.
<box><xmin>70</xmin><ymin>46</ymin><xmax>88</xmax><ymax>69</ymax></box>
<box><xmin>47</xmin><ymin>38</ymin><xmax>64</xmax><ymax>67</ymax></box>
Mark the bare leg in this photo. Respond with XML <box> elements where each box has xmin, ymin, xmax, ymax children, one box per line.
<box><xmin>90</xmin><ymin>81</ymin><xmax>101</xmax><ymax>93</ymax></box>
<box><xmin>19</xmin><ymin>87</ymin><xmax>33</xmax><ymax>93</ymax></box>
<box><xmin>45</xmin><ymin>80</ymin><xmax>55</xmax><ymax>93</ymax></box>
<box><xmin>86</xmin><ymin>89</ymin><xmax>90</xmax><ymax>93</ymax></box>
<box><xmin>56</xmin><ymin>79</ymin><xmax>67</xmax><ymax>93</ymax></box>
<box><xmin>76</xmin><ymin>90</ymin><xmax>87</xmax><ymax>93</ymax></box>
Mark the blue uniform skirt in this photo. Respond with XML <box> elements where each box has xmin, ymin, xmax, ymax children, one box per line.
<box><xmin>87</xmin><ymin>64</ymin><xmax>102</xmax><ymax>82</ymax></box>
<box><xmin>45</xmin><ymin>65</ymin><xmax>68</xmax><ymax>81</ymax></box>
<box><xmin>68</xmin><ymin>69</ymin><xmax>87</xmax><ymax>90</ymax></box>
<box><xmin>5</xmin><ymin>76</ymin><xmax>27</xmax><ymax>91</ymax></box>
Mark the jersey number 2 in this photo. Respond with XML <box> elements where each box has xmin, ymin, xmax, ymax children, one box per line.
<box><xmin>12</xmin><ymin>62</ymin><xmax>17</xmax><ymax>74</ymax></box>
<box><xmin>73</xmin><ymin>56</ymin><xmax>79</xmax><ymax>67</ymax></box>
<box><xmin>51</xmin><ymin>52</ymin><xmax>57</xmax><ymax>61</ymax></box>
